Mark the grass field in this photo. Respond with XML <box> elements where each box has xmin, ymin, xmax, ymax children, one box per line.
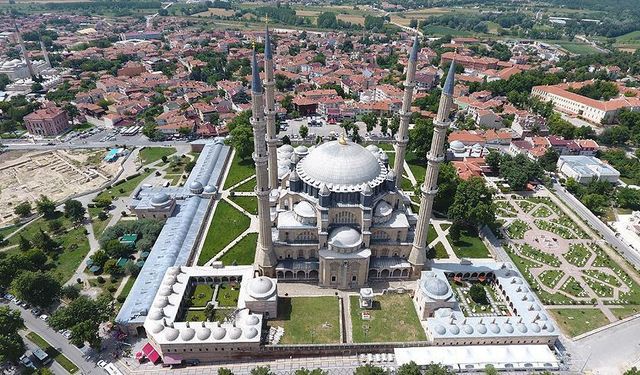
<box><xmin>446</xmin><ymin>229</ymin><xmax>491</xmax><ymax>258</ymax></box>
<box><xmin>26</xmin><ymin>332</ymin><xmax>78</xmax><ymax>373</ymax></box>
<box><xmin>190</xmin><ymin>284</ymin><xmax>214</xmax><ymax>307</ymax></box>
<box><xmin>96</xmin><ymin>169</ymin><xmax>153</xmax><ymax>201</ymax></box>
<box><xmin>117</xmin><ymin>276</ymin><xmax>136</xmax><ymax>301</ymax></box>
<box><xmin>233</xmin><ymin>177</ymin><xmax>256</xmax><ymax>193</ymax></box>
<box><xmin>548</xmin><ymin>308</ymin><xmax>610</xmax><ymax>337</ymax></box>
<box><xmin>224</xmin><ymin>152</ymin><xmax>255</xmax><ymax>189</ymax></box>
<box><xmin>219</xmin><ymin>233</ymin><xmax>258</xmax><ymax>266</ymax></box>
<box><xmin>216</xmin><ymin>283</ymin><xmax>240</xmax><ymax>307</ymax></box>
<box><xmin>197</xmin><ymin>200</ymin><xmax>250</xmax><ymax>265</ymax></box>
<box><xmin>229</xmin><ymin>195</ymin><xmax>258</xmax><ymax>215</ymax></box>
<box><xmin>139</xmin><ymin>147</ymin><xmax>176</xmax><ymax>165</ymax></box>
<box><xmin>88</xmin><ymin>206</ymin><xmax>111</xmax><ymax>236</ymax></box>
<box><xmin>434</xmin><ymin>241</ymin><xmax>449</xmax><ymax>259</ymax></box>
<box><xmin>350</xmin><ymin>294</ymin><xmax>425</xmax><ymax>343</ymax></box>
<box><xmin>270</xmin><ymin>297</ymin><xmax>341</xmax><ymax>344</ymax></box>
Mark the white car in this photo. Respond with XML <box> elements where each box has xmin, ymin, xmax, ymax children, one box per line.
<box><xmin>97</xmin><ymin>360</ymin><xmax>107</xmax><ymax>368</ymax></box>
<box><xmin>39</xmin><ymin>314</ymin><xmax>49</xmax><ymax>321</ymax></box>
<box><xmin>63</xmin><ymin>330</ymin><xmax>72</xmax><ymax>339</ymax></box>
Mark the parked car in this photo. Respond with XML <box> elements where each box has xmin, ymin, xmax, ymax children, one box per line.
<box><xmin>63</xmin><ymin>331</ymin><xmax>72</xmax><ymax>339</ymax></box>
<box><xmin>97</xmin><ymin>360</ymin><xmax>107</xmax><ymax>368</ymax></box>
<box><xmin>39</xmin><ymin>314</ymin><xmax>49</xmax><ymax>322</ymax></box>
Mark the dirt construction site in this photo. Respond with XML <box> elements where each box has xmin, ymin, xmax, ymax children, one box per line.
<box><xmin>0</xmin><ymin>149</ymin><xmax>121</xmax><ymax>226</ymax></box>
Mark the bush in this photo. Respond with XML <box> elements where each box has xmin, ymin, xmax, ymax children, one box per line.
<box><xmin>97</xmin><ymin>276</ymin><xmax>105</xmax><ymax>284</ymax></box>
<box><xmin>117</xmin><ymin>295</ymin><xmax>126</xmax><ymax>303</ymax></box>
<box><xmin>108</xmin><ymin>285</ymin><xmax>117</xmax><ymax>293</ymax></box>
<box><xmin>61</xmin><ymin>285</ymin><xmax>80</xmax><ymax>300</ymax></box>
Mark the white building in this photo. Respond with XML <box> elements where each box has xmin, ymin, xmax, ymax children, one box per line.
<box><xmin>0</xmin><ymin>58</ymin><xmax>49</xmax><ymax>81</ymax></box>
<box><xmin>557</xmin><ymin>155</ymin><xmax>620</xmax><ymax>184</ymax></box>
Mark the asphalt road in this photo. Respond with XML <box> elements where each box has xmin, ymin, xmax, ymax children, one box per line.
<box><xmin>552</xmin><ymin>182</ymin><xmax>640</xmax><ymax>266</ymax></box>
<box><xmin>2</xmin><ymin>300</ymin><xmax>102</xmax><ymax>375</ymax></box>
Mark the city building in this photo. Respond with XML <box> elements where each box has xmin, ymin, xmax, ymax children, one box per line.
<box><xmin>556</xmin><ymin>155</ymin><xmax>620</xmax><ymax>184</ymax></box>
<box><xmin>0</xmin><ymin>58</ymin><xmax>48</xmax><ymax>81</ymax></box>
<box><xmin>23</xmin><ymin>107</ymin><xmax>70</xmax><ymax>137</ymax></box>
<box><xmin>531</xmin><ymin>83</ymin><xmax>640</xmax><ymax>124</ymax></box>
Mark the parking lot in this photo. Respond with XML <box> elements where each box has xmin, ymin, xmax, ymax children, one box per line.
<box><xmin>279</xmin><ymin>117</ymin><xmax>393</xmax><ymax>143</ymax></box>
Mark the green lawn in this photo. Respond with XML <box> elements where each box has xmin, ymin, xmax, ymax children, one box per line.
<box><xmin>270</xmin><ymin>297</ymin><xmax>341</xmax><ymax>344</ymax></box>
<box><xmin>433</xmin><ymin>241</ymin><xmax>449</xmax><ymax>259</ymax></box>
<box><xmin>427</xmin><ymin>224</ymin><xmax>438</xmax><ymax>244</ymax></box>
<box><xmin>117</xmin><ymin>276</ymin><xmax>136</xmax><ymax>301</ymax></box>
<box><xmin>190</xmin><ymin>284</ymin><xmax>214</xmax><ymax>307</ymax></box>
<box><xmin>197</xmin><ymin>200</ymin><xmax>251</xmax><ymax>265</ymax></box>
<box><xmin>26</xmin><ymin>332</ymin><xmax>79</xmax><ymax>373</ymax></box>
<box><xmin>216</xmin><ymin>283</ymin><xmax>240</xmax><ymax>307</ymax></box>
<box><xmin>446</xmin><ymin>230</ymin><xmax>491</xmax><ymax>258</ymax></box>
<box><xmin>424</xmin><ymin>24</ymin><xmax>474</xmax><ymax>36</ymax></box>
<box><xmin>96</xmin><ymin>170</ymin><xmax>153</xmax><ymax>201</ymax></box>
<box><xmin>224</xmin><ymin>152</ymin><xmax>255</xmax><ymax>189</ymax></box>
<box><xmin>88</xmin><ymin>206</ymin><xmax>111</xmax><ymax>236</ymax></box>
<box><xmin>548</xmin><ymin>308</ymin><xmax>610</xmax><ymax>337</ymax></box>
<box><xmin>184</xmin><ymin>309</ymin><xmax>207</xmax><ymax>321</ymax></box>
<box><xmin>219</xmin><ymin>233</ymin><xmax>258</xmax><ymax>266</ymax></box>
<box><xmin>139</xmin><ymin>147</ymin><xmax>176</xmax><ymax>164</ymax></box>
<box><xmin>350</xmin><ymin>294</ymin><xmax>425</xmax><ymax>343</ymax></box>
<box><xmin>233</xmin><ymin>177</ymin><xmax>257</xmax><ymax>192</ymax></box>
<box><xmin>506</xmin><ymin>219</ymin><xmax>530</xmax><ymax>239</ymax></box>
<box><xmin>229</xmin><ymin>195</ymin><xmax>258</xmax><ymax>215</ymax></box>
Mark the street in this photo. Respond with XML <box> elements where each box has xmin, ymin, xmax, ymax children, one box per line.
<box><xmin>552</xmin><ymin>182</ymin><xmax>640</xmax><ymax>267</ymax></box>
<box><xmin>2</xmin><ymin>300</ymin><xmax>103</xmax><ymax>375</ymax></box>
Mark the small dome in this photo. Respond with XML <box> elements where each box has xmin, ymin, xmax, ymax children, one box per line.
<box><xmin>448</xmin><ymin>325</ymin><xmax>460</xmax><ymax>335</ymax></box>
<box><xmin>472</xmin><ymin>143</ymin><xmax>483</xmax><ymax>151</ymax></box>
<box><xmin>529</xmin><ymin>323</ymin><xmax>541</xmax><ymax>333</ymax></box>
<box><xmin>293</xmin><ymin>201</ymin><xmax>315</xmax><ymax>218</ymax></box>
<box><xmin>421</xmin><ymin>277</ymin><xmax>451</xmax><ymax>299</ymax></box>
<box><xmin>450</xmin><ymin>140</ymin><xmax>466</xmax><ymax>153</ymax></box>
<box><xmin>212</xmin><ymin>327</ymin><xmax>226</xmax><ymax>340</ymax></box>
<box><xmin>180</xmin><ymin>328</ymin><xmax>195</xmax><ymax>341</ymax></box>
<box><xmin>530</xmin><ymin>303</ymin><xmax>542</xmax><ymax>311</ymax></box>
<box><xmin>164</xmin><ymin>327</ymin><xmax>179</xmax><ymax>341</ymax></box>
<box><xmin>151</xmin><ymin>193</ymin><xmax>171</xmax><ymax>206</ymax></box>
<box><xmin>167</xmin><ymin>267</ymin><xmax>181</xmax><ymax>276</ymax></box>
<box><xmin>328</xmin><ymin>226</ymin><xmax>362</xmax><ymax>249</ymax></box>
<box><xmin>149</xmin><ymin>322</ymin><xmax>164</xmax><ymax>334</ymax></box>
<box><xmin>279</xmin><ymin>144</ymin><xmax>294</xmax><ymax>153</ymax></box>
<box><xmin>523</xmin><ymin>293</ymin><xmax>535</xmax><ymax>302</ymax></box>
<box><xmin>153</xmin><ymin>296</ymin><xmax>169</xmax><ymax>308</ymax></box>
<box><xmin>462</xmin><ymin>324</ymin><xmax>474</xmax><ymax>334</ymax></box>
<box><xmin>249</xmin><ymin>277</ymin><xmax>276</xmax><ymax>299</ymax></box>
<box><xmin>386</xmin><ymin>170</ymin><xmax>396</xmax><ymax>180</ymax></box>
<box><xmin>229</xmin><ymin>327</ymin><xmax>242</xmax><ymax>340</ymax></box>
<box><xmin>203</xmin><ymin>185</ymin><xmax>217</xmax><ymax>194</ymax></box>
<box><xmin>379</xmin><ymin>152</ymin><xmax>388</xmax><ymax>161</ymax></box>
<box><xmin>489</xmin><ymin>323</ymin><xmax>500</xmax><ymax>334</ymax></box>
<box><xmin>511</xmin><ymin>277</ymin><xmax>523</xmax><ymax>284</ymax></box>
<box><xmin>319</xmin><ymin>183</ymin><xmax>330</xmax><ymax>195</ymax></box>
<box><xmin>289</xmin><ymin>168</ymin><xmax>300</xmax><ymax>181</ymax></box>
<box><xmin>189</xmin><ymin>181</ymin><xmax>203</xmax><ymax>194</ymax></box>
<box><xmin>374</xmin><ymin>201</ymin><xmax>393</xmax><ymax>217</ymax></box>
<box><xmin>516</xmin><ymin>323</ymin><xmax>528</xmax><ymax>333</ymax></box>
<box><xmin>545</xmin><ymin>324</ymin><xmax>555</xmax><ymax>333</ymax></box>
<box><xmin>475</xmin><ymin>323</ymin><xmax>487</xmax><ymax>334</ymax></box>
<box><xmin>162</xmin><ymin>275</ymin><xmax>176</xmax><ymax>286</ymax></box>
<box><xmin>245</xmin><ymin>327</ymin><xmax>259</xmax><ymax>339</ymax></box>
<box><xmin>148</xmin><ymin>309</ymin><xmax>164</xmax><ymax>320</ymax></box>
<box><xmin>294</xmin><ymin>145</ymin><xmax>308</xmax><ymax>155</ymax></box>
<box><xmin>503</xmin><ymin>323</ymin><xmax>515</xmax><ymax>333</ymax></box>
<box><xmin>537</xmin><ymin>313</ymin><xmax>548</xmax><ymax>321</ymax></box>
<box><xmin>362</xmin><ymin>183</ymin><xmax>373</xmax><ymax>195</ymax></box>
<box><xmin>366</xmin><ymin>144</ymin><xmax>380</xmax><ymax>153</ymax></box>
<box><xmin>434</xmin><ymin>324</ymin><xmax>446</xmax><ymax>335</ymax></box>
<box><xmin>197</xmin><ymin>327</ymin><xmax>211</xmax><ymax>340</ymax></box>
<box><xmin>245</xmin><ymin>315</ymin><xmax>260</xmax><ymax>325</ymax></box>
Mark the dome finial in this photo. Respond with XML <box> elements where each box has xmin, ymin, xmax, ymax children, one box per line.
<box><xmin>338</xmin><ymin>130</ymin><xmax>347</xmax><ymax>145</ymax></box>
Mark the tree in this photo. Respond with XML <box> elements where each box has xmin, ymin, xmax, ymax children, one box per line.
<box><xmin>32</xmin><ymin>228</ymin><xmax>57</xmax><ymax>253</ymax></box>
<box><xmin>14</xmin><ymin>201</ymin><xmax>32</xmax><ymax>218</ymax></box>
<box><xmin>218</xmin><ymin>369</ymin><xmax>234</xmax><ymax>375</ymax></box>
<box><xmin>617</xmin><ymin>187</ymin><xmax>640</xmax><ymax>210</ymax></box>
<box><xmin>434</xmin><ymin>163</ymin><xmax>459</xmax><ymax>214</ymax></box>
<box><xmin>0</xmin><ymin>73</ymin><xmax>9</xmax><ymax>91</ymax></box>
<box><xmin>469</xmin><ymin>284</ymin><xmax>489</xmax><ymax>305</ymax></box>
<box><xmin>227</xmin><ymin>124</ymin><xmax>253</xmax><ymax>160</ymax></box>
<box><xmin>397</xmin><ymin>361</ymin><xmax>421</xmax><ymax>375</ymax></box>
<box><xmin>18</xmin><ymin>235</ymin><xmax>31</xmax><ymax>251</ymax></box>
<box><xmin>103</xmin><ymin>259</ymin><xmax>118</xmax><ymax>275</ymax></box>
<box><xmin>448</xmin><ymin>177</ymin><xmax>495</xmax><ymax>232</ymax></box>
<box><xmin>35</xmin><ymin>195</ymin><xmax>57</xmax><ymax>219</ymax></box>
<box><xmin>90</xmin><ymin>250</ymin><xmax>109</xmax><ymax>268</ymax></box>
<box><xmin>354</xmin><ymin>364</ymin><xmax>387</xmax><ymax>375</ymax></box>
<box><xmin>48</xmin><ymin>219</ymin><xmax>63</xmax><ymax>233</ymax></box>
<box><xmin>299</xmin><ymin>125</ymin><xmax>309</xmax><ymax>139</ymax></box>
<box><xmin>61</xmin><ymin>285</ymin><xmax>80</xmax><ymax>300</ymax></box>
<box><xmin>11</xmin><ymin>271</ymin><xmax>61</xmax><ymax>307</ymax></box>
<box><xmin>294</xmin><ymin>369</ymin><xmax>327</xmax><ymax>375</ymax></box>
<box><xmin>124</xmin><ymin>261</ymin><xmax>140</xmax><ymax>276</ymax></box>
<box><xmin>70</xmin><ymin>320</ymin><xmax>101</xmax><ymax>349</ymax></box>
<box><xmin>64</xmin><ymin>199</ymin><xmax>86</xmax><ymax>223</ymax></box>
<box><xmin>539</xmin><ymin>148</ymin><xmax>559</xmax><ymax>172</ymax></box>
<box><xmin>103</xmin><ymin>239</ymin><xmax>130</xmax><ymax>259</ymax></box>
<box><xmin>0</xmin><ymin>308</ymin><xmax>24</xmax><ymax>363</ymax></box>
<box><xmin>407</xmin><ymin>117</ymin><xmax>434</xmax><ymax>157</ymax></box>
<box><xmin>250</xmin><ymin>366</ymin><xmax>274</xmax><ymax>375</ymax></box>
<box><xmin>93</xmin><ymin>195</ymin><xmax>112</xmax><ymax>209</ymax></box>
<box><xmin>362</xmin><ymin>112</ymin><xmax>377</xmax><ymax>132</ymax></box>
<box><xmin>484</xmin><ymin>364</ymin><xmax>498</xmax><ymax>375</ymax></box>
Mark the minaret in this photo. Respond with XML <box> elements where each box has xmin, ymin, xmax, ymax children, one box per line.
<box><xmin>251</xmin><ymin>48</ymin><xmax>277</xmax><ymax>276</ymax></box>
<box><xmin>408</xmin><ymin>61</ymin><xmax>457</xmax><ymax>275</ymax></box>
<box><xmin>263</xmin><ymin>25</ymin><xmax>279</xmax><ymax>190</ymax></box>
<box><xmin>13</xmin><ymin>21</ymin><xmax>35</xmax><ymax>79</ymax></box>
<box><xmin>40</xmin><ymin>39</ymin><xmax>51</xmax><ymax>69</ymax></box>
<box><xmin>393</xmin><ymin>35</ymin><xmax>420</xmax><ymax>189</ymax></box>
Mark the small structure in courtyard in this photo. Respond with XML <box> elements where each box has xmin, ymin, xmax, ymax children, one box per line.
<box><xmin>359</xmin><ymin>288</ymin><xmax>374</xmax><ymax>309</ymax></box>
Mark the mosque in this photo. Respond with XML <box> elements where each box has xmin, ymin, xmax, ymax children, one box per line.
<box><xmin>250</xmin><ymin>28</ymin><xmax>457</xmax><ymax>288</ymax></box>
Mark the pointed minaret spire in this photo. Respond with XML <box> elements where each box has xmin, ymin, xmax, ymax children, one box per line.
<box><xmin>251</xmin><ymin>44</ymin><xmax>276</xmax><ymax>276</ymax></box>
<box><xmin>392</xmin><ymin>33</ymin><xmax>421</xmax><ymax>188</ymax></box>
<box><xmin>408</xmin><ymin>61</ymin><xmax>457</xmax><ymax>275</ymax></box>
<box><xmin>263</xmin><ymin>24</ymin><xmax>279</xmax><ymax>191</ymax></box>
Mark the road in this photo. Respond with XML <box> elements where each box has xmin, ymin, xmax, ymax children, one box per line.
<box><xmin>552</xmin><ymin>182</ymin><xmax>640</xmax><ymax>266</ymax></box>
<box><xmin>2</xmin><ymin>300</ymin><xmax>102</xmax><ymax>375</ymax></box>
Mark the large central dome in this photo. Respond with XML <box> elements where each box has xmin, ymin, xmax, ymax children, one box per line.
<box><xmin>296</xmin><ymin>139</ymin><xmax>387</xmax><ymax>192</ymax></box>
